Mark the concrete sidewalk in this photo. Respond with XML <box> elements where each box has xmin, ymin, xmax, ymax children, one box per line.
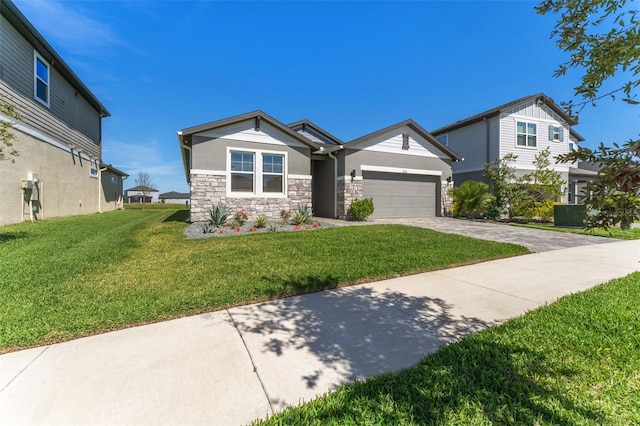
<box><xmin>1</xmin><ymin>240</ymin><xmax>638</xmax><ymax>425</ymax></box>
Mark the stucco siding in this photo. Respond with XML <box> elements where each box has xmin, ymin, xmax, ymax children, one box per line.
<box><xmin>1</xmin><ymin>15</ymin><xmax>102</xmax><ymax>156</ymax></box>
<box><xmin>191</xmin><ymin>121</ymin><xmax>311</xmax><ymax>175</ymax></box>
<box><xmin>344</xmin><ymin>149</ymin><xmax>453</xmax><ymax>180</ymax></box>
<box><xmin>0</xmin><ymin>128</ymin><xmax>101</xmax><ymax>225</ymax></box>
<box><xmin>100</xmin><ymin>170</ymin><xmax>124</xmax><ymax>211</ymax></box>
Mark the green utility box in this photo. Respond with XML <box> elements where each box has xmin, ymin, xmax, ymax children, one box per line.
<box><xmin>554</xmin><ymin>204</ymin><xmax>586</xmax><ymax>227</ymax></box>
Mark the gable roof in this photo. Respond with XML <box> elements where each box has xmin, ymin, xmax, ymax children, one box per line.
<box><xmin>288</xmin><ymin>119</ymin><xmax>344</xmax><ymax>146</ymax></box>
<box><xmin>178</xmin><ymin>110</ymin><xmax>322</xmax><ymax>150</ymax></box>
<box><xmin>346</xmin><ymin>119</ymin><xmax>462</xmax><ymax>161</ymax></box>
<box><xmin>178</xmin><ymin>110</ymin><xmax>325</xmax><ymax>183</ymax></box>
<box><xmin>125</xmin><ymin>185</ymin><xmax>158</xmax><ymax>193</ymax></box>
<box><xmin>431</xmin><ymin>93</ymin><xmax>585</xmax><ymax>142</ymax></box>
<box><xmin>1</xmin><ymin>0</ymin><xmax>110</xmax><ymax>117</ymax></box>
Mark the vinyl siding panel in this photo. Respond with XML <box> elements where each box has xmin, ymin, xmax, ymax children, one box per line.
<box><xmin>446</xmin><ymin>120</ymin><xmax>489</xmax><ymax>174</ymax></box>
<box><xmin>356</xmin><ymin>128</ymin><xmax>451</xmax><ymax>159</ymax></box>
<box><xmin>0</xmin><ymin>16</ymin><xmax>101</xmax><ymax>158</ymax></box>
<box><xmin>499</xmin><ymin>105</ymin><xmax>570</xmax><ymax>175</ymax></box>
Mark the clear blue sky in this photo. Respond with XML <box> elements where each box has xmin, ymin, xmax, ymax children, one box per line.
<box><xmin>15</xmin><ymin>0</ymin><xmax>639</xmax><ymax>193</ymax></box>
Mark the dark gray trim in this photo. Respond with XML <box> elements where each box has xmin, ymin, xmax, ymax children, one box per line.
<box><xmin>287</xmin><ymin>119</ymin><xmax>344</xmax><ymax>145</ymax></box>
<box><xmin>100</xmin><ymin>163</ymin><xmax>128</xmax><ymax>177</ymax></box>
<box><xmin>1</xmin><ymin>0</ymin><xmax>110</xmax><ymax>117</ymax></box>
<box><xmin>431</xmin><ymin>93</ymin><xmax>584</xmax><ymax>142</ymax></box>
<box><xmin>179</xmin><ymin>110</ymin><xmax>321</xmax><ymax>151</ymax></box>
<box><xmin>346</xmin><ymin>119</ymin><xmax>462</xmax><ymax>161</ymax></box>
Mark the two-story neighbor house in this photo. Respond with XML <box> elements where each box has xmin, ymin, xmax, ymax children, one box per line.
<box><xmin>178</xmin><ymin>111</ymin><xmax>461</xmax><ymax>221</ymax></box>
<box><xmin>431</xmin><ymin>93</ymin><xmax>586</xmax><ymax>203</ymax></box>
<box><xmin>0</xmin><ymin>0</ymin><xmax>126</xmax><ymax>225</ymax></box>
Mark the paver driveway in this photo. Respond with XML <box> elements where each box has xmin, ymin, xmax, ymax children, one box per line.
<box><xmin>368</xmin><ymin>217</ymin><xmax>614</xmax><ymax>252</ymax></box>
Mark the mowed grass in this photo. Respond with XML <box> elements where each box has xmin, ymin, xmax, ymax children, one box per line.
<box><xmin>510</xmin><ymin>222</ymin><xmax>640</xmax><ymax>240</ymax></box>
<box><xmin>0</xmin><ymin>209</ymin><xmax>527</xmax><ymax>352</ymax></box>
<box><xmin>257</xmin><ymin>272</ymin><xmax>640</xmax><ymax>425</ymax></box>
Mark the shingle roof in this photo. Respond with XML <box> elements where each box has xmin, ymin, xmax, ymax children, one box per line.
<box><xmin>160</xmin><ymin>191</ymin><xmax>189</xmax><ymax>199</ymax></box>
<box><xmin>125</xmin><ymin>185</ymin><xmax>158</xmax><ymax>192</ymax></box>
<box><xmin>288</xmin><ymin>119</ymin><xmax>344</xmax><ymax>145</ymax></box>
<box><xmin>431</xmin><ymin>93</ymin><xmax>584</xmax><ymax>142</ymax></box>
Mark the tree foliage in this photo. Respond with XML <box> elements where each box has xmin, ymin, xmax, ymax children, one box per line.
<box><xmin>0</xmin><ymin>96</ymin><xmax>21</xmax><ymax>163</ymax></box>
<box><xmin>448</xmin><ymin>181</ymin><xmax>493</xmax><ymax>219</ymax></box>
<box><xmin>134</xmin><ymin>171</ymin><xmax>155</xmax><ymax>208</ymax></box>
<box><xmin>482</xmin><ymin>153</ymin><xmax>520</xmax><ymax>219</ymax></box>
<box><xmin>536</xmin><ymin>0</ymin><xmax>639</xmax><ymax>112</ymax></box>
<box><xmin>558</xmin><ymin>140</ymin><xmax>640</xmax><ymax>230</ymax></box>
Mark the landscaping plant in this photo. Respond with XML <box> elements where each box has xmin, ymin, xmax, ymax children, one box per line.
<box><xmin>207</xmin><ymin>202</ymin><xmax>229</xmax><ymax>228</ymax></box>
<box><xmin>232</xmin><ymin>209</ymin><xmax>249</xmax><ymax>226</ymax></box>
<box><xmin>254</xmin><ymin>214</ymin><xmax>268</xmax><ymax>228</ymax></box>
<box><xmin>280</xmin><ymin>209</ymin><xmax>292</xmax><ymax>224</ymax></box>
<box><xmin>348</xmin><ymin>198</ymin><xmax>374</xmax><ymax>220</ymax></box>
<box><xmin>448</xmin><ymin>181</ymin><xmax>492</xmax><ymax>218</ymax></box>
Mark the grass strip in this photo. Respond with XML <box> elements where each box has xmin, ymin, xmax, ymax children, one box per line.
<box><xmin>257</xmin><ymin>272</ymin><xmax>640</xmax><ymax>425</ymax></box>
<box><xmin>0</xmin><ymin>210</ymin><xmax>527</xmax><ymax>352</ymax></box>
<box><xmin>510</xmin><ymin>222</ymin><xmax>640</xmax><ymax>240</ymax></box>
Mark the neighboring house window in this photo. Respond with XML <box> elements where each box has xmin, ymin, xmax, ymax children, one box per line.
<box><xmin>111</xmin><ymin>176</ymin><xmax>117</xmax><ymax>183</ymax></box>
<box><xmin>230</xmin><ymin>151</ymin><xmax>255</xmax><ymax>192</ymax></box>
<box><xmin>262</xmin><ymin>154</ymin><xmax>284</xmax><ymax>193</ymax></box>
<box><xmin>569</xmin><ymin>142</ymin><xmax>575</xmax><ymax>152</ymax></box>
<box><xmin>34</xmin><ymin>52</ymin><xmax>50</xmax><ymax>107</ymax></box>
<box><xmin>516</xmin><ymin>121</ymin><xmax>537</xmax><ymax>147</ymax></box>
<box><xmin>548</xmin><ymin>125</ymin><xmax>564</xmax><ymax>141</ymax></box>
<box><xmin>437</xmin><ymin>135</ymin><xmax>448</xmax><ymax>146</ymax></box>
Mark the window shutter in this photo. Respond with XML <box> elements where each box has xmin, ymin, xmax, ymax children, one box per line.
<box><xmin>548</xmin><ymin>125</ymin><xmax>554</xmax><ymax>141</ymax></box>
<box><xmin>559</xmin><ymin>127</ymin><xmax>565</xmax><ymax>141</ymax></box>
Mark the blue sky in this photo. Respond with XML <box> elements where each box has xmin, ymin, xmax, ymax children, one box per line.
<box><xmin>14</xmin><ymin>0</ymin><xmax>639</xmax><ymax>193</ymax></box>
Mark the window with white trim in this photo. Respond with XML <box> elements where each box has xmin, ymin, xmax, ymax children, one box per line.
<box><xmin>229</xmin><ymin>149</ymin><xmax>286</xmax><ymax>196</ymax></box>
<box><xmin>569</xmin><ymin>142</ymin><xmax>575</xmax><ymax>152</ymax></box>
<box><xmin>516</xmin><ymin>121</ymin><xmax>537</xmax><ymax>147</ymax></box>
<box><xmin>262</xmin><ymin>154</ymin><xmax>284</xmax><ymax>193</ymax></box>
<box><xmin>34</xmin><ymin>52</ymin><xmax>50</xmax><ymax>107</ymax></box>
<box><xmin>230</xmin><ymin>151</ymin><xmax>255</xmax><ymax>192</ymax></box>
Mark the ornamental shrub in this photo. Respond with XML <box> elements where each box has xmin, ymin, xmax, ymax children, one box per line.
<box><xmin>448</xmin><ymin>181</ymin><xmax>493</xmax><ymax>219</ymax></box>
<box><xmin>349</xmin><ymin>198</ymin><xmax>374</xmax><ymax>220</ymax></box>
<box><xmin>208</xmin><ymin>203</ymin><xmax>229</xmax><ymax>227</ymax></box>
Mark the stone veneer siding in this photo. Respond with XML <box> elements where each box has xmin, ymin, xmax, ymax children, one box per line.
<box><xmin>337</xmin><ymin>176</ymin><xmax>363</xmax><ymax>220</ymax></box>
<box><xmin>190</xmin><ymin>173</ymin><xmax>312</xmax><ymax>222</ymax></box>
<box><xmin>441</xmin><ymin>180</ymin><xmax>454</xmax><ymax>217</ymax></box>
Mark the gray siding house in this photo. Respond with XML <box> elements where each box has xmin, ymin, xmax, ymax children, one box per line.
<box><xmin>0</xmin><ymin>0</ymin><xmax>125</xmax><ymax>224</ymax></box>
<box><xmin>178</xmin><ymin>112</ymin><xmax>460</xmax><ymax>221</ymax></box>
<box><xmin>431</xmin><ymin>93</ymin><xmax>586</xmax><ymax>204</ymax></box>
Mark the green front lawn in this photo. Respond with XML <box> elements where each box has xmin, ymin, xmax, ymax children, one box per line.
<box><xmin>0</xmin><ymin>210</ymin><xmax>527</xmax><ymax>352</ymax></box>
<box><xmin>257</xmin><ymin>272</ymin><xmax>640</xmax><ymax>425</ymax></box>
<box><xmin>510</xmin><ymin>222</ymin><xmax>640</xmax><ymax>240</ymax></box>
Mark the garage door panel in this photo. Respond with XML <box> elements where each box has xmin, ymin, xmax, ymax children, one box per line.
<box><xmin>362</xmin><ymin>171</ymin><xmax>436</xmax><ymax>218</ymax></box>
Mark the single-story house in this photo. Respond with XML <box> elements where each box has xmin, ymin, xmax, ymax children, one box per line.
<box><xmin>178</xmin><ymin>111</ymin><xmax>461</xmax><ymax>221</ymax></box>
<box><xmin>160</xmin><ymin>191</ymin><xmax>190</xmax><ymax>204</ymax></box>
<box><xmin>125</xmin><ymin>185</ymin><xmax>159</xmax><ymax>203</ymax></box>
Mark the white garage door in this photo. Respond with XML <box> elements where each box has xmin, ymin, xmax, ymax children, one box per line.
<box><xmin>362</xmin><ymin>171</ymin><xmax>437</xmax><ymax>218</ymax></box>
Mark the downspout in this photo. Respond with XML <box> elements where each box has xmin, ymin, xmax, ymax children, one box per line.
<box><xmin>121</xmin><ymin>175</ymin><xmax>129</xmax><ymax>208</ymax></box>
<box><xmin>99</xmin><ymin>163</ymin><xmax>107</xmax><ymax>213</ymax></box>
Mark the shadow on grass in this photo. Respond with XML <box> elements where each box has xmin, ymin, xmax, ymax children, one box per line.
<box><xmin>231</xmin><ymin>277</ymin><xmax>500</xmax><ymax>412</ymax></box>
<box><xmin>162</xmin><ymin>209</ymin><xmax>190</xmax><ymax>223</ymax></box>
<box><xmin>0</xmin><ymin>231</ymin><xmax>27</xmax><ymax>243</ymax></box>
<box><xmin>243</xmin><ymin>277</ymin><xmax>603</xmax><ymax>424</ymax></box>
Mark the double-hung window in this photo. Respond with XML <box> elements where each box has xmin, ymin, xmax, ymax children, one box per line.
<box><xmin>262</xmin><ymin>154</ymin><xmax>284</xmax><ymax>193</ymax></box>
<box><xmin>34</xmin><ymin>52</ymin><xmax>50</xmax><ymax>107</ymax></box>
<box><xmin>230</xmin><ymin>150</ymin><xmax>286</xmax><ymax>195</ymax></box>
<box><xmin>516</xmin><ymin>121</ymin><xmax>537</xmax><ymax>147</ymax></box>
<box><xmin>230</xmin><ymin>151</ymin><xmax>255</xmax><ymax>192</ymax></box>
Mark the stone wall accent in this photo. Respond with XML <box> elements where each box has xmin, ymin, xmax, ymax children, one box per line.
<box><xmin>189</xmin><ymin>173</ymin><xmax>312</xmax><ymax>222</ymax></box>
<box><xmin>441</xmin><ymin>180</ymin><xmax>454</xmax><ymax>217</ymax></box>
<box><xmin>337</xmin><ymin>177</ymin><xmax>363</xmax><ymax>220</ymax></box>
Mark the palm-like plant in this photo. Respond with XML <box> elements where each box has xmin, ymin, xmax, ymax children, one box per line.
<box><xmin>449</xmin><ymin>181</ymin><xmax>493</xmax><ymax>219</ymax></box>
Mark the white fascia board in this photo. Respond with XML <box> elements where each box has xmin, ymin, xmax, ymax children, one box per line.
<box><xmin>360</xmin><ymin>164</ymin><xmax>443</xmax><ymax>176</ymax></box>
<box><xmin>288</xmin><ymin>174</ymin><xmax>312</xmax><ymax>180</ymax></box>
<box><xmin>191</xmin><ymin>169</ymin><xmax>226</xmax><ymax>176</ymax></box>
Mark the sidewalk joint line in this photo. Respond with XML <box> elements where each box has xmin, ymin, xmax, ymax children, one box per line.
<box><xmin>1</xmin><ymin>346</ymin><xmax>50</xmax><ymax>394</ymax></box>
<box><xmin>226</xmin><ymin>308</ymin><xmax>275</xmax><ymax>416</ymax></box>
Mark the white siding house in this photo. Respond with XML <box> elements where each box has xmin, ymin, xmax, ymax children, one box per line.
<box><xmin>431</xmin><ymin>93</ymin><xmax>586</xmax><ymax>203</ymax></box>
